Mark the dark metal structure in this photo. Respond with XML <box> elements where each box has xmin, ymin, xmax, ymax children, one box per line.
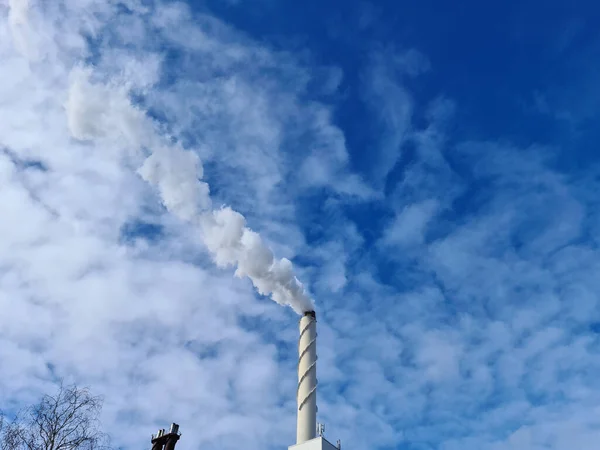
<box><xmin>151</xmin><ymin>423</ymin><xmax>181</xmax><ymax>450</ymax></box>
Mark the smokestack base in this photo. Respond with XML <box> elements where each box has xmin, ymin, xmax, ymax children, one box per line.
<box><xmin>289</xmin><ymin>436</ymin><xmax>339</xmax><ymax>450</ymax></box>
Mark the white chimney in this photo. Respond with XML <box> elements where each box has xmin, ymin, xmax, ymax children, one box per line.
<box><xmin>296</xmin><ymin>310</ymin><xmax>317</xmax><ymax>444</ymax></box>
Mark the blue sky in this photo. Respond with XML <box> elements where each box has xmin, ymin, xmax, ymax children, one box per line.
<box><xmin>1</xmin><ymin>0</ymin><xmax>600</xmax><ymax>449</ymax></box>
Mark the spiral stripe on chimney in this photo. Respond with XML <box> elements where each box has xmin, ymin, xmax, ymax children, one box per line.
<box><xmin>296</xmin><ymin>311</ymin><xmax>317</xmax><ymax>444</ymax></box>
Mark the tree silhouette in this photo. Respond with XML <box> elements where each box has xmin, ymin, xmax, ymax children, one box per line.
<box><xmin>0</xmin><ymin>383</ymin><xmax>110</xmax><ymax>450</ymax></box>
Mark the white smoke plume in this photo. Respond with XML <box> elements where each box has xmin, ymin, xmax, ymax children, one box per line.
<box><xmin>64</xmin><ymin>66</ymin><xmax>315</xmax><ymax>315</ymax></box>
<box><xmin>138</xmin><ymin>145</ymin><xmax>212</xmax><ymax>222</ymax></box>
<box><xmin>201</xmin><ymin>208</ymin><xmax>314</xmax><ymax>314</ymax></box>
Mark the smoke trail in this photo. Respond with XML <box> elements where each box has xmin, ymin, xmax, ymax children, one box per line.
<box><xmin>65</xmin><ymin>68</ymin><xmax>314</xmax><ymax>315</ymax></box>
<box><xmin>199</xmin><ymin>208</ymin><xmax>314</xmax><ymax>314</ymax></box>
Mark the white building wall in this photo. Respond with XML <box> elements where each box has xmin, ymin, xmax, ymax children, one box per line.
<box><xmin>289</xmin><ymin>436</ymin><xmax>339</xmax><ymax>450</ymax></box>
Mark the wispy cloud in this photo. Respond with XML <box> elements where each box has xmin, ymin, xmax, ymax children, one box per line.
<box><xmin>306</xmin><ymin>35</ymin><xmax>600</xmax><ymax>450</ymax></box>
<box><xmin>360</xmin><ymin>47</ymin><xmax>429</xmax><ymax>186</ymax></box>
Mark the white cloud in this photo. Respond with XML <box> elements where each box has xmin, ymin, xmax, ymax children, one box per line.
<box><xmin>415</xmin><ymin>331</ymin><xmax>463</xmax><ymax>382</ymax></box>
<box><xmin>381</xmin><ymin>199</ymin><xmax>439</xmax><ymax>247</ymax></box>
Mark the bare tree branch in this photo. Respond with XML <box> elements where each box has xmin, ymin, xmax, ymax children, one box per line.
<box><xmin>0</xmin><ymin>384</ymin><xmax>111</xmax><ymax>450</ymax></box>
